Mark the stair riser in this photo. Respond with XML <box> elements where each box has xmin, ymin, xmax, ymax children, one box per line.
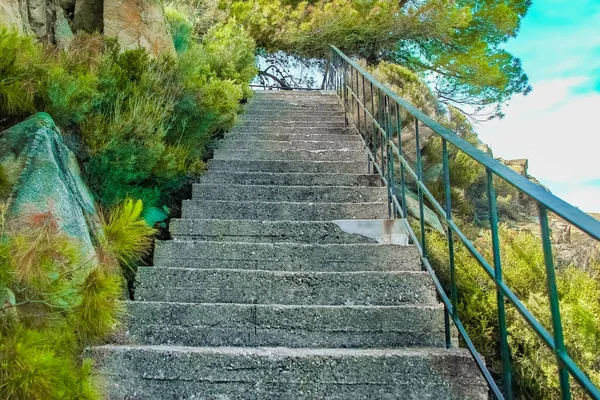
<box><xmin>170</xmin><ymin>219</ymin><xmax>405</xmax><ymax>244</ymax></box>
<box><xmin>135</xmin><ymin>269</ymin><xmax>437</xmax><ymax>305</ymax></box>
<box><xmin>219</xmin><ymin>139</ymin><xmax>364</xmax><ymax>151</ymax></box>
<box><xmin>153</xmin><ymin>241</ymin><xmax>419</xmax><ymax>271</ymax></box>
<box><xmin>224</xmin><ymin>133</ymin><xmax>360</xmax><ymax>142</ymax></box>
<box><xmin>89</xmin><ymin>347</ymin><xmax>487</xmax><ymax>400</ymax></box>
<box><xmin>242</xmin><ymin>115</ymin><xmax>345</xmax><ymax>123</ymax></box>
<box><xmin>199</xmin><ymin>172</ymin><xmax>380</xmax><ymax>186</ymax></box>
<box><xmin>181</xmin><ymin>201</ymin><xmax>388</xmax><ymax>221</ymax></box>
<box><xmin>208</xmin><ymin>160</ymin><xmax>368</xmax><ymax>174</ymax></box>
<box><xmin>124</xmin><ymin>303</ymin><xmax>446</xmax><ymax>348</ymax></box>
<box><xmin>230</xmin><ymin>127</ymin><xmax>347</xmax><ymax>135</ymax></box>
<box><xmin>192</xmin><ymin>184</ymin><xmax>386</xmax><ymax>202</ymax></box>
<box><xmin>242</xmin><ymin>111</ymin><xmax>344</xmax><ymax>118</ymax></box>
<box><xmin>214</xmin><ymin>148</ymin><xmax>365</xmax><ymax>162</ymax></box>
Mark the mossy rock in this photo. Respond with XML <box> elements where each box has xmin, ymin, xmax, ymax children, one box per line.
<box><xmin>0</xmin><ymin>112</ymin><xmax>100</xmax><ymax>268</ymax></box>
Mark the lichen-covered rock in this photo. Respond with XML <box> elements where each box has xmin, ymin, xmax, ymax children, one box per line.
<box><xmin>103</xmin><ymin>0</ymin><xmax>175</xmax><ymax>56</ymax></box>
<box><xmin>0</xmin><ymin>113</ymin><xmax>100</xmax><ymax>267</ymax></box>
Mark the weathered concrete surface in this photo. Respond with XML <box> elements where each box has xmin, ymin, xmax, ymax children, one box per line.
<box><xmin>124</xmin><ymin>302</ymin><xmax>447</xmax><ymax>348</ymax></box>
<box><xmin>199</xmin><ymin>171</ymin><xmax>381</xmax><ymax>186</ymax></box>
<box><xmin>135</xmin><ymin>268</ymin><xmax>437</xmax><ymax>305</ymax></box>
<box><xmin>208</xmin><ymin>159</ymin><xmax>368</xmax><ymax>174</ymax></box>
<box><xmin>220</xmin><ymin>139</ymin><xmax>363</xmax><ymax>151</ymax></box>
<box><xmin>0</xmin><ymin>113</ymin><xmax>99</xmax><ymax>266</ymax></box>
<box><xmin>181</xmin><ymin>200</ymin><xmax>388</xmax><ymax>220</ymax></box>
<box><xmin>192</xmin><ymin>183</ymin><xmax>386</xmax><ymax>202</ymax></box>
<box><xmin>223</xmin><ymin>132</ymin><xmax>361</xmax><ymax>142</ymax></box>
<box><xmin>153</xmin><ymin>241</ymin><xmax>419</xmax><ymax>271</ymax></box>
<box><xmin>88</xmin><ymin>346</ymin><xmax>487</xmax><ymax>400</ymax></box>
<box><xmin>169</xmin><ymin>219</ymin><xmax>397</xmax><ymax>243</ymax></box>
<box><xmin>213</xmin><ymin>147</ymin><xmax>367</xmax><ymax>162</ymax></box>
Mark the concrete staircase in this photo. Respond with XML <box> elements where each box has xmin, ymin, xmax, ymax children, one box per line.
<box><xmin>89</xmin><ymin>91</ymin><xmax>487</xmax><ymax>399</ymax></box>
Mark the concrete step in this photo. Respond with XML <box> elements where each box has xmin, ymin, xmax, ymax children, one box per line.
<box><xmin>229</xmin><ymin>126</ymin><xmax>348</xmax><ymax>135</ymax></box>
<box><xmin>224</xmin><ymin>132</ymin><xmax>360</xmax><ymax>142</ymax></box>
<box><xmin>192</xmin><ymin>183</ymin><xmax>386</xmax><ymax>202</ymax></box>
<box><xmin>124</xmin><ymin>302</ymin><xmax>447</xmax><ymax>348</ymax></box>
<box><xmin>135</xmin><ymin>268</ymin><xmax>437</xmax><ymax>305</ymax></box>
<box><xmin>238</xmin><ymin>121</ymin><xmax>346</xmax><ymax>130</ymax></box>
<box><xmin>242</xmin><ymin>110</ymin><xmax>344</xmax><ymax>118</ymax></box>
<box><xmin>244</xmin><ymin>105</ymin><xmax>342</xmax><ymax>113</ymax></box>
<box><xmin>198</xmin><ymin>171</ymin><xmax>380</xmax><ymax>186</ymax></box>
<box><xmin>208</xmin><ymin>159</ymin><xmax>368</xmax><ymax>174</ymax></box>
<box><xmin>169</xmin><ymin>219</ymin><xmax>410</xmax><ymax>244</ymax></box>
<box><xmin>89</xmin><ymin>345</ymin><xmax>487</xmax><ymax>400</ymax></box>
<box><xmin>181</xmin><ymin>200</ymin><xmax>388</xmax><ymax>220</ymax></box>
<box><xmin>153</xmin><ymin>241</ymin><xmax>419</xmax><ymax>271</ymax></box>
<box><xmin>242</xmin><ymin>115</ymin><xmax>345</xmax><ymax>123</ymax></box>
<box><xmin>219</xmin><ymin>139</ymin><xmax>364</xmax><ymax>151</ymax></box>
<box><xmin>213</xmin><ymin>148</ymin><xmax>364</xmax><ymax>162</ymax></box>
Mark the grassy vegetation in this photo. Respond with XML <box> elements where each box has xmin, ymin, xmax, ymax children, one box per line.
<box><xmin>0</xmin><ymin>2</ymin><xmax>257</xmax><ymax>397</ymax></box>
<box><xmin>0</xmin><ymin>201</ymin><xmax>154</xmax><ymax>399</ymax></box>
<box><xmin>426</xmin><ymin>227</ymin><xmax>600</xmax><ymax>399</ymax></box>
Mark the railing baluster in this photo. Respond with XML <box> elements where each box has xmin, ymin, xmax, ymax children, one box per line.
<box><xmin>395</xmin><ymin>104</ymin><xmax>407</xmax><ymax>219</ymax></box>
<box><xmin>369</xmin><ymin>81</ymin><xmax>375</xmax><ymax>174</ymax></box>
<box><xmin>539</xmin><ymin>205</ymin><xmax>571</xmax><ymax>400</ymax></box>
<box><xmin>415</xmin><ymin>119</ymin><xmax>426</xmax><ymax>258</ymax></box>
<box><xmin>355</xmin><ymin>68</ymin><xmax>361</xmax><ymax>136</ymax></box>
<box><xmin>442</xmin><ymin>139</ymin><xmax>456</xmax><ymax>349</ymax></box>
<box><xmin>487</xmin><ymin>169</ymin><xmax>513</xmax><ymax>399</ymax></box>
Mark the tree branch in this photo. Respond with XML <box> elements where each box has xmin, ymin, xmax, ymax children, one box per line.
<box><xmin>258</xmin><ymin>71</ymin><xmax>293</xmax><ymax>90</ymax></box>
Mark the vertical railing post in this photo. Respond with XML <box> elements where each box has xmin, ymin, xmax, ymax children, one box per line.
<box><xmin>442</xmin><ymin>139</ymin><xmax>457</xmax><ymax>348</ymax></box>
<box><xmin>355</xmin><ymin>68</ymin><xmax>361</xmax><ymax>137</ymax></box>
<box><xmin>369</xmin><ymin>81</ymin><xmax>375</xmax><ymax>174</ymax></box>
<box><xmin>415</xmin><ymin>119</ymin><xmax>426</xmax><ymax>257</ymax></box>
<box><xmin>539</xmin><ymin>205</ymin><xmax>571</xmax><ymax>400</ymax></box>
<box><xmin>487</xmin><ymin>170</ymin><xmax>513</xmax><ymax>399</ymax></box>
<box><xmin>395</xmin><ymin>104</ymin><xmax>407</xmax><ymax>219</ymax></box>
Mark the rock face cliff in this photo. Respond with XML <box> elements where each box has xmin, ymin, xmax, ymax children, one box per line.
<box><xmin>0</xmin><ymin>0</ymin><xmax>174</xmax><ymax>56</ymax></box>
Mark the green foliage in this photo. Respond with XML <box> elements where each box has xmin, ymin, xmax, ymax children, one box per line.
<box><xmin>0</xmin><ymin>199</ymin><xmax>155</xmax><ymax>398</ymax></box>
<box><xmin>166</xmin><ymin>5</ymin><xmax>195</xmax><ymax>53</ymax></box>
<box><xmin>0</xmin><ymin>165</ymin><xmax>11</xmax><ymax>199</ymax></box>
<box><xmin>427</xmin><ymin>227</ymin><xmax>600</xmax><ymax>399</ymax></box>
<box><xmin>0</xmin><ymin>324</ymin><xmax>98</xmax><ymax>399</ymax></box>
<box><xmin>226</xmin><ymin>0</ymin><xmax>531</xmax><ymax>115</ymax></box>
<box><xmin>0</xmin><ymin>28</ymin><xmax>42</xmax><ymax>117</ymax></box>
<box><xmin>99</xmin><ymin>199</ymin><xmax>156</xmax><ymax>267</ymax></box>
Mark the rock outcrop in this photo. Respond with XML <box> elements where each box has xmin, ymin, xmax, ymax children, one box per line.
<box><xmin>0</xmin><ymin>113</ymin><xmax>101</xmax><ymax>267</ymax></box>
<box><xmin>0</xmin><ymin>0</ymin><xmax>174</xmax><ymax>56</ymax></box>
<box><xmin>103</xmin><ymin>0</ymin><xmax>175</xmax><ymax>56</ymax></box>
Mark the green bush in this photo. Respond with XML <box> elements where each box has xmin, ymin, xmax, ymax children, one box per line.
<box><xmin>0</xmin><ymin>199</ymin><xmax>154</xmax><ymax>399</ymax></box>
<box><xmin>427</xmin><ymin>227</ymin><xmax>600</xmax><ymax>399</ymax></box>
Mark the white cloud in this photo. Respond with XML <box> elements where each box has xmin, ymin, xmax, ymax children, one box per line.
<box><xmin>476</xmin><ymin>78</ymin><xmax>600</xmax><ymax>212</ymax></box>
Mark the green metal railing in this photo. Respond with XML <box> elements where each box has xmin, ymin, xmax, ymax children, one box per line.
<box><xmin>326</xmin><ymin>45</ymin><xmax>600</xmax><ymax>399</ymax></box>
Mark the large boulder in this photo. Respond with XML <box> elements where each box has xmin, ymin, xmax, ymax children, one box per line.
<box><xmin>103</xmin><ymin>0</ymin><xmax>175</xmax><ymax>56</ymax></box>
<box><xmin>0</xmin><ymin>113</ymin><xmax>100</xmax><ymax>267</ymax></box>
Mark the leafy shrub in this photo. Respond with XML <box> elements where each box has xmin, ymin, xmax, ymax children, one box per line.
<box><xmin>166</xmin><ymin>5</ymin><xmax>195</xmax><ymax>53</ymax></box>
<box><xmin>0</xmin><ymin>199</ymin><xmax>154</xmax><ymax>398</ymax></box>
<box><xmin>427</xmin><ymin>227</ymin><xmax>600</xmax><ymax>399</ymax></box>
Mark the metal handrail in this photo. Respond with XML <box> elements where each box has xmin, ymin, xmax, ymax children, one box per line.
<box><xmin>327</xmin><ymin>45</ymin><xmax>600</xmax><ymax>400</ymax></box>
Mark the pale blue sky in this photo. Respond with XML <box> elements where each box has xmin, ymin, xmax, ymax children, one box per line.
<box><xmin>477</xmin><ymin>0</ymin><xmax>600</xmax><ymax>212</ymax></box>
